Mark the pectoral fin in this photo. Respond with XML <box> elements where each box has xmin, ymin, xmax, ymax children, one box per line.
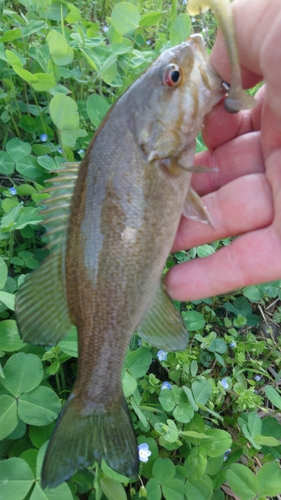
<box><xmin>137</xmin><ymin>282</ymin><xmax>188</xmax><ymax>351</ymax></box>
<box><xmin>182</xmin><ymin>187</ymin><xmax>214</xmax><ymax>228</ymax></box>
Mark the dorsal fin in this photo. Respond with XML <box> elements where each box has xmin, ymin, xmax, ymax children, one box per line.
<box><xmin>16</xmin><ymin>164</ymin><xmax>80</xmax><ymax>346</ymax></box>
<box><xmin>41</xmin><ymin>164</ymin><xmax>80</xmax><ymax>251</ymax></box>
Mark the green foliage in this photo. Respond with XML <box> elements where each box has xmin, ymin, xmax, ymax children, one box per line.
<box><xmin>0</xmin><ymin>1</ymin><xmax>280</xmax><ymax>500</ymax></box>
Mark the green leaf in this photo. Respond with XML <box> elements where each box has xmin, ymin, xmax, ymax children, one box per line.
<box><xmin>162</xmin><ymin>419</ymin><xmax>179</xmax><ymax>443</ymax></box>
<box><xmin>0</xmin><ymin>151</ymin><xmax>14</xmax><ymax>174</ymax></box>
<box><xmin>139</xmin><ymin>11</ymin><xmax>163</xmax><ymax>27</ymax></box>
<box><xmin>169</xmin><ymin>13</ymin><xmax>191</xmax><ymax>46</ymax></box>
<box><xmin>130</xmin><ymin>397</ymin><xmax>147</xmax><ymax>428</ymax></box>
<box><xmin>254</xmin><ymin>434</ymin><xmax>281</xmax><ymax>446</ymax></box>
<box><xmin>265</xmin><ymin>385</ymin><xmax>281</xmax><ymax>410</ymax></box>
<box><xmin>182</xmin><ymin>386</ymin><xmax>198</xmax><ymax>411</ymax></box>
<box><xmin>14</xmin><ymin>207</ymin><xmax>42</xmax><ymax>230</ymax></box>
<box><xmin>65</xmin><ymin>4</ymin><xmax>81</xmax><ymax>23</ymax></box>
<box><xmin>111</xmin><ymin>2</ymin><xmax>140</xmax><ymax>35</ymax></box>
<box><xmin>122</xmin><ymin>371</ymin><xmax>137</xmax><ymax>397</ymax></box>
<box><xmin>182</xmin><ymin>311</ymin><xmax>205</xmax><ymax>331</ymax></box>
<box><xmin>47</xmin><ymin>30</ymin><xmax>74</xmax><ymax>66</ymax></box>
<box><xmin>5</xmin><ymin>49</ymin><xmax>23</xmax><ymax>67</ymax></box>
<box><xmin>6</xmin><ymin>138</ymin><xmax>31</xmax><ymax>161</ymax></box>
<box><xmin>0</xmin><ymin>457</ymin><xmax>34</xmax><ymax>499</ymax></box>
<box><xmin>241</xmin><ymin>423</ymin><xmax>261</xmax><ymax>450</ymax></box>
<box><xmin>31</xmin><ymin>73</ymin><xmax>56</xmax><ymax>91</ymax></box>
<box><xmin>159</xmin><ymin>390</ymin><xmax>176</xmax><ymax>412</ymax></box>
<box><xmin>101</xmin><ymin>476</ymin><xmax>127</xmax><ymax>500</ymax></box>
<box><xmin>0</xmin><ymin>256</ymin><xmax>7</xmax><ymax>288</ymax></box>
<box><xmin>185</xmin><ymin>447</ymin><xmax>207</xmax><ymax>480</ymax></box>
<box><xmin>257</xmin><ymin>462</ymin><xmax>281</xmax><ymax>497</ymax></box>
<box><xmin>49</xmin><ymin>94</ymin><xmax>79</xmax><ymax>131</ymax></box>
<box><xmin>0</xmin><ymin>27</ymin><xmax>22</xmax><ymax>42</ymax></box>
<box><xmin>87</xmin><ymin>94</ymin><xmax>111</xmax><ymax>128</ymax></box>
<box><xmin>163</xmin><ymin>479</ymin><xmax>186</xmax><ymax>500</ymax></box>
<box><xmin>0</xmin><ymin>394</ymin><xmax>18</xmax><ymax>439</ymax></box>
<box><xmin>192</xmin><ymin>379</ymin><xmax>212</xmax><ymax>406</ymax></box>
<box><xmin>125</xmin><ymin>347</ymin><xmax>152</xmax><ymax>378</ymax></box>
<box><xmin>1</xmin><ymin>204</ymin><xmax>22</xmax><ymax>232</ymax></box>
<box><xmin>186</xmin><ymin>478</ymin><xmax>212</xmax><ymax>500</ymax></box>
<box><xmin>58</xmin><ymin>327</ymin><xmax>78</xmax><ymax>357</ymax></box>
<box><xmin>173</xmin><ymin>402</ymin><xmax>194</xmax><ymax>423</ymax></box>
<box><xmin>7</xmin><ymin>418</ymin><xmax>26</xmax><ymax>440</ymax></box>
<box><xmin>16</xmin><ymin>156</ymin><xmax>44</xmax><ymax>180</ymax></box>
<box><xmin>196</xmin><ymin>245</ymin><xmax>215</xmax><ymax>258</ymax></box>
<box><xmin>100</xmin><ymin>55</ymin><xmax>118</xmax><ymax>85</ymax></box>
<box><xmin>0</xmin><ymin>291</ymin><xmax>15</xmax><ymax>310</ymax></box>
<box><xmin>18</xmin><ymin>386</ymin><xmax>61</xmax><ymax>425</ymax></box>
<box><xmin>205</xmin><ymin>429</ymin><xmax>232</xmax><ymax>457</ymax></box>
<box><xmin>2</xmin><ymin>199</ymin><xmax>19</xmax><ymax>213</ymax></box>
<box><xmin>208</xmin><ymin>338</ymin><xmax>227</xmax><ymax>354</ymax></box>
<box><xmin>146</xmin><ymin>478</ymin><xmax>161</xmax><ymax>500</ymax></box>
<box><xmin>22</xmin><ymin>20</ymin><xmax>46</xmax><ymax>37</ymax></box>
<box><xmin>247</xmin><ymin>411</ymin><xmax>262</xmax><ymax>437</ymax></box>
<box><xmin>226</xmin><ymin>464</ymin><xmax>257</xmax><ymax>500</ymax></box>
<box><xmin>152</xmin><ymin>457</ymin><xmax>175</xmax><ymax>483</ymax></box>
<box><xmin>101</xmin><ymin>460</ymin><xmax>130</xmax><ymax>483</ymax></box>
<box><xmin>243</xmin><ymin>285</ymin><xmax>263</xmax><ymax>302</ymax></box>
<box><xmin>29</xmin><ymin>423</ymin><xmax>54</xmax><ymax>449</ymax></box>
<box><xmin>38</xmin><ymin>2</ymin><xmax>68</xmax><ymax>21</ymax></box>
<box><xmin>13</xmin><ymin>65</ymin><xmax>39</xmax><ymax>84</ymax></box>
<box><xmin>37</xmin><ymin>155</ymin><xmax>57</xmax><ymax>171</ymax></box>
<box><xmin>60</xmin><ymin>128</ymin><xmax>87</xmax><ymax>147</ymax></box>
<box><xmin>2</xmin><ymin>353</ymin><xmax>43</xmax><ymax>397</ymax></box>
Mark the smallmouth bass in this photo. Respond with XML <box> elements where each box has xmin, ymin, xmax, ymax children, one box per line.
<box><xmin>15</xmin><ymin>7</ymin><xmax>253</xmax><ymax>488</ymax></box>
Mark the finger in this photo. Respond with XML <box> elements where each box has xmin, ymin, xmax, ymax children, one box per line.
<box><xmin>201</xmin><ymin>85</ymin><xmax>265</xmax><ymax>151</ymax></box>
<box><xmin>172</xmin><ymin>173</ymin><xmax>273</xmax><ymax>252</ymax></box>
<box><xmin>211</xmin><ymin>0</ymin><xmax>281</xmax><ymax>121</ymax></box>
<box><xmin>191</xmin><ymin>131</ymin><xmax>264</xmax><ymax>196</ymax></box>
<box><xmin>261</xmin><ymin>102</ymin><xmax>281</xmax><ymax>239</ymax></box>
<box><xmin>165</xmin><ymin>225</ymin><xmax>281</xmax><ymax>302</ymax></box>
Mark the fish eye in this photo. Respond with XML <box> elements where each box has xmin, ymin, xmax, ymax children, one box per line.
<box><xmin>163</xmin><ymin>64</ymin><xmax>182</xmax><ymax>88</ymax></box>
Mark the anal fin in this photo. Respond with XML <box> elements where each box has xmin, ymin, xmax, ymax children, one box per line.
<box><xmin>137</xmin><ymin>282</ymin><xmax>188</xmax><ymax>351</ymax></box>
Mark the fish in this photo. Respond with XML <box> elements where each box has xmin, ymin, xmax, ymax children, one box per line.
<box><xmin>15</xmin><ymin>5</ymin><xmax>253</xmax><ymax>486</ymax></box>
<box><xmin>187</xmin><ymin>0</ymin><xmax>256</xmax><ymax>112</ymax></box>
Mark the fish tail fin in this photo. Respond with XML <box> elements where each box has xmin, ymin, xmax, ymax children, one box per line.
<box><xmin>41</xmin><ymin>393</ymin><xmax>139</xmax><ymax>489</ymax></box>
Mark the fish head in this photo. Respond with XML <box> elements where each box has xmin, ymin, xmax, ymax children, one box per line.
<box><xmin>133</xmin><ymin>34</ymin><xmax>225</xmax><ymax>164</ymax></box>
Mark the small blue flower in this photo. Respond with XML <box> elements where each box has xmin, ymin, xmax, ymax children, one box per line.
<box><xmin>57</xmin><ymin>147</ymin><xmax>63</xmax><ymax>154</ymax></box>
<box><xmin>229</xmin><ymin>341</ymin><xmax>236</xmax><ymax>348</ymax></box>
<box><xmin>138</xmin><ymin>443</ymin><xmax>152</xmax><ymax>463</ymax></box>
<box><xmin>254</xmin><ymin>375</ymin><xmax>262</xmax><ymax>382</ymax></box>
<box><xmin>224</xmin><ymin>448</ymin><xmax>232</xmax><ymax>461</ymax></box>
<box><xmin>137</xmin><ymin>339</ymin><xmax>142</xmax><ymax>347</ymax></box>
<box><xmin>157</xmin><ymin>350</ymin><xmax>167</xmax><ymax>361</ymax></box>
<box><xmin>161</xmin><ymin>382</ymin><xmax>172</xmax><ymax>390</ymax></box>
<box><xmin>9</xmin><ymin>187</ymin><xmax>17</xmax><ymax>195</ymax></box>
<box><xmin>40</xmin><ymin>133</ymin><xmax>48</xmax><ymax>142</ymax></box>
<box><xmin>221</xmin><ymin>378</ymin><xmax>229</xmax><ymax>389</ymax></box>
<box><xmin>78</xmin><ymin>148</ymin><xmax>85</xmax><ymax>156</ymax></box>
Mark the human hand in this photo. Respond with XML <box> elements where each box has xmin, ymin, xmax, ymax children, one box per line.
<box><xmin>165</xmin><ymin>0</ymin><xmax>281</xmax><ymax>301</ymax></box>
